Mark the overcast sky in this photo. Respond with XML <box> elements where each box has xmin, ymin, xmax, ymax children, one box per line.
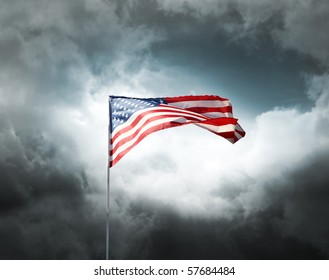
<box><xmin>1</xmin><ymin>0</ymin><xmax>329</xmax><ymax>259</ymax></box>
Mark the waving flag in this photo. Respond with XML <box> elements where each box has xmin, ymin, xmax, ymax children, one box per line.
<box><xmin>109</xmin><ymin>95</ymin><xmax>245</xmax><ymax>167</ymax></box>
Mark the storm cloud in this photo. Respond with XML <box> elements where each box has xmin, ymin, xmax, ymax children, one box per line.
<box><xmin>0</xmin><ymin>0</ymin><xmax>329</xmax><ymax>259</ymax></box>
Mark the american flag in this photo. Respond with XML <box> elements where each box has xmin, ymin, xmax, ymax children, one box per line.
<box><xmin>109</xmin><ymin>95</ymin><xmax>245</xmax><ymax>167</ymax></box>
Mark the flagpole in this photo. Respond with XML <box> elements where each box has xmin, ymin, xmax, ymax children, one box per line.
<box><xmin>106</xmin><ymin>96</ymin><xmax>112</xmax><ymax>260</ymax></box>
<box><xmin>106</xmin><ymin>165</ymin><xmax>110</xmax><ymax>260</ymax></box>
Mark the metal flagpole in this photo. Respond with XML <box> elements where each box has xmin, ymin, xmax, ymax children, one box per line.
<box><xmin>106</xmin><ymin>96</ymin><xmax>112</xmax><ymax>260</ymax></box>
<box><xmin>106</xmin><ymin>165</ymin><xmax>110</xmax><ymax>260</ymax></box>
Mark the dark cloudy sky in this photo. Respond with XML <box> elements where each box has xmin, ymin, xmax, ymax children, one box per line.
<box><xmin>1</xmin><ymin>0</ymin><xmax>329</xmax><ymax>260</ymax></box>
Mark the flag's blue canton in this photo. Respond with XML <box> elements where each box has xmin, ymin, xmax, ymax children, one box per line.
<box><xmin>110</xmin><ymin>97</ymin><xmax>167</xmax><ymax>132</ymax></box>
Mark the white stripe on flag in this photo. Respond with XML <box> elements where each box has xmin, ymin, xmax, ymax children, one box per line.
<box><xmin>202</xmin><ymin>112</ymin><xmax>233</xmax><ymax>118</ymax></box>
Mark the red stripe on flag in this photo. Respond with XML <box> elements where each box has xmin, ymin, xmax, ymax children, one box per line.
<box><xmin>165</xmin><ymin>95</ymin><xmax>229</xmax><ymax>103</ymax></box>
<box><xmin>185</xmin><ymin>106</ymin><xmax>233</xmax><ymax>115</ymax></box>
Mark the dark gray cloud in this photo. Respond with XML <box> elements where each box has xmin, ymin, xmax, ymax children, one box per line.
<box><xmin>0</xmin><ymin>116</ymin><xmax>105</xmax><ymax>259</ymax></box>
<box><xmin>113</xmin><ymin>0</ymin><xmax>326</xmax><ymax>115</ymax></box>
<box><xmin>1</xmin><ymin>0</ymin><xmax>329</xmax><ymax>260</ymax></box>
<box><xmin>108</xmin><ymin>150</ymin><xmax>329</xmax><ymax>259</ymax></box>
